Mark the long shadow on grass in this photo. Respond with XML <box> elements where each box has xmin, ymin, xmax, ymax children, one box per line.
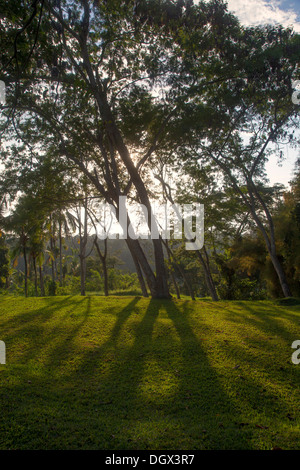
<box><xmin>0</xmin><ymin>296</ymin><xmax>76</xmax><ymax>327</ymax></box>
<box><xmin>61</xmin><ymin>298</ymin><xmax>253</xmax><ymax>450</ymax></box>
<box><xmin>225</xmin><ymin>301</ymin><xmax>300</xmax><ymax>343</ymax></box>
<box><xmin>219</xmin><ymin>301</ymin><xmax>300</xmax><ymax>415</ymax></box>
<box><xmin>0</xmin><ymin>296</ymin><xmax>95</xmax><ymax>449</ymax></box>
<box><xmin>0</xmin><ymin>297</ymin><xmax>256</xmax><ymax>450</ymax></box>
<box><xmin>159</xmin><ymin>299</ymin><xmax>252</xmax><ymax>450</ymax></box>
<box><xmin>0</xmin><ymin>296</ymin><xmax>91</xmax><ymax>365</ymax></box>
<box><xmin>43</xmin><ymin>296</ymin><xmax>92</xmax><ymax>368</ymax></box>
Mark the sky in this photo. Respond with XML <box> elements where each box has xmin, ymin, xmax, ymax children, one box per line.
<box><xmin>218</xmin><ymin>0</ymin><xmax>300</xmax><ymax>187</ymax></box>
<box><xmin>226</xmin><ymin>0</ymin><xmax>300</xmax><ymax>32</ymax></box>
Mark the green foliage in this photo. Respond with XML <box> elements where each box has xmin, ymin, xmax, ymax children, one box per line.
<box><xmin>1</xmin><ymin>0</ymin><xmax>299</xmax><ymax>300</ymax></box>
<box><xmin>47</xmin><ymin>279</ymin><xmax>57</xmax><ymax>296</ymax></box>
<box><xmin>86</xmin><ymin>268</ymin><xmax>141</xmax><ymax>294</ymax></box>
<box><xmin>0</xmin><ymin>237</ymin><xmax>9</xmax><ymax>288</ymax></box>
<box><xmin>273</xmin><ymin>164</ymin><xmax>300</xmax><ymax>297</ymax></box>
<box><xmin>217</xmin><ymin>276</ymin><xmax>266</xmax><ymax>301</ymax></box>
<box><xmin>56</xmin><ymin>275</ymin><xmax>81</xmax><ymax>295</ymax></box>
<box><xmin>214</xmin><ymin>248</ymin><xmax>266</xmax><ymax>300</ymax></box>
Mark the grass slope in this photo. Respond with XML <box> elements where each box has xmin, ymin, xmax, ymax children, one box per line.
<box><xmin>0</xmin><ymin>295</ymin><xmax>299</xmax><ymax>450</ymax></box>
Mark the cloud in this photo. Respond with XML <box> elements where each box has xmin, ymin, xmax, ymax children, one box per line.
<box><xmin>226</xmin><ymin>0</ymin><xmax>300</xmax><ymax>32</ymax></box>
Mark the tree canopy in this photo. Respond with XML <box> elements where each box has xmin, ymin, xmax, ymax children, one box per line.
<box><xmin>0</xmin><ymin>0</ymin><xmax>299</xmax><ymax>299</ymax></box>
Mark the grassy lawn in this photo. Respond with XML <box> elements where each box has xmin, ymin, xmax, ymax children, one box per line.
<box><xmin>0</xmin><ymin>295</ymin><xmax>299</xmax><ymax>450</ymax></box>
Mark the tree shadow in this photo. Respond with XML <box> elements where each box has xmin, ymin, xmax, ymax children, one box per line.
<box><xmin>2</xmin><ymin>297</ymin><xmax>298</xmax><ymax>449</ymax></box>
<box><xmin>158</xmin><ymin>299</ymin><xmax>251</xmax><ymax>450</ymax></box>
<box><xmin>56</xmin><ymin>298</ymin><xmax>252</xmax><ymax>450</ymax></box>
<box><xmin>1</xmin><ymin>296</ymin><xmax>91</xmax><ymax>365</ymax></box>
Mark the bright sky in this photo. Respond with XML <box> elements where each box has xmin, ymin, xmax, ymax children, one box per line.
<box><xmin>227</xmin><ymin>0</ymin><xmax>300</xmax><ymax>32</ymax></box>
<box><xmin>216</xmin><ymin>0</ymin><xmax>300</xmax><ymax>186</ymax></box>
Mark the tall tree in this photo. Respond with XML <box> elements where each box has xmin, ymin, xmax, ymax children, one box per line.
<box><xmin>0</xmin><ymin>0</ymin><xmax>257</xmax><ymax>299</ymax></box>
<box><xmin>161</xmin><ymin>23</ymin><xmax>300</xmax><ymax>298</ymax></box>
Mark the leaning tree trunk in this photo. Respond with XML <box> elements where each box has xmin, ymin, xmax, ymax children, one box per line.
<box><xmin>125</xmin><ymin>237</ymin><xmax>158</xmax><ymax>296</ymax></box>
<box><xmin>117</xmin><ymin>209</ymin><xmax>169</xmax><ymax>299</ymax></box>
<box><xmin>246</xmin><ymin>191</ymin><xmax>292</xmax><ymax>298</ymax></box>
<box><xmin>219</xmin><ymin>168</ymin><xmax>292</xmax><ymax>299</ymax></box>
<box><xmin>129</xmin><ymin>247</ymin><xmax>149</xmax><ymax>297</ymax></box>
<box><xmin>169</xmin><ymin>268</ymin><xmax>181</xmax><ymax>299</ymax></box>
<box><xmin>96</xmin><ymin>90</ymin><xmax>170</xmax><ymax>299</ymax></box>
<box><xmin>269</xmin><ymin>251</ymin><xmax>292</xmax><ymax>297</ymax></box>
<box><xmin>162</xmin><ymin>239</ymin><xmax>195</xmax><ymax>300</ymax></box>
<box><xmin>248</xmin><ymin>181</ymin><xmax>292</xmax><ymax>298</ymax></box>
<box><xmin>196</xmin><ymin>250</ymin><xmax>219</xmax><ymax>301</ymax></box>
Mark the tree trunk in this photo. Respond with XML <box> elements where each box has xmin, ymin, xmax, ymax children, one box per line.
<box><xmin>33</xmin><ymin>256</ymin><xmax>38</xmax><ymax>297</ymax></box>
<box><xmin>169</xmin><ymin>269</ymin><xmax>180</xmax><ymax>299</ymax></box>
<box><xmin>129</xmin><ymin>247</ymin><xmax>149</xmax><ymax>297</ymax></box>
<box><xmin>79</xmin><ymin>236</ymin><xmax>86</xmax><ymax>296</ymax></box>
<box><xmin>23</xmin><ymin>244</ymin><xmax>28</xmax><ymax>298</ymax></box>
<box><xmin>248</xmin><ymin>202</ymin><xmax>292</xmax><ymax>298</ymax></box>
<box><xmin>203</xmin><ymin>246</ymin><xmax>219</xmax><ymax>301</ymax></box>
<box><xmin>59</xmin><ymin>220</ymin><xmax>63</xmax><ymax>287</ymax></box>
<box><xmin>269</xmin><ymin>251</ymin><xmax>292</xmax><ymax>297</ymax></box>
<box><xmin>162</xmin><ymin>239</ymin><xmax>195</xmax><ymax>300</ymax></box>
<box><xmin>165</xmin><ymin>243</ymin><xmax>181</xmax><ymax>299</ymax></box>
<box><xmin>196</xmin><ymin>250</ymin><xmax>219</xmax><ymax>301</ymax></box>
<box><xmin>39</xmin><ymin>265</ymin><xmax>45</xmax><ymax>297</ymax></box>
<box><xmin>94</xmin><ymin>238</ymin><xmax>109</xmax><ymax>296</ymax></box>
<box><xmin>249</xmin><ymin>185</ymin><xmax>292</xmax><ymax>298</ymax></box>
<box><xmin>97</xmin><ymin>90</ymin><xmax>170</xmax><ymax>298</ymax></box>
<box><xmin>125</xmin><ymin>237</ymin><xmax>169</xmax><ymax>298</ymax></box>
<box><xmin>50</xmin><ymin>234</ymin><xmax>56</xmax><ymax>283</ymax></box>
<box><xmin>103</xmin><ymin>261</ymin><xmax>108</xmax><ymax>297</ymax></box>
<box><xmin>217</xmin><ymin>166</ymin><xmax>292</xmax><ymax>299</ymax></box>
<box><xmin>80</xmin><ymin>255</ymin><xmax>86</xmax><ymax>296</ymax></box>
<box><xmin>79</xmin><ymin>198</ymin><xmax>88</xmax><ymax>296</ymax></box>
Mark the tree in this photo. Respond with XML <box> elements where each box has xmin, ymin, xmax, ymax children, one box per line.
<box><xmin>272</xmin><ymin>161</ymin><xmax>300</xmax><ymax>296</ymax></box>
<box><xmin>2</xmin><ymin>1</ymin><xmax>298</xmax><ymax>299</ymax></box>
<box><xmin>163</xmin><ymin>24</ymin><xmax>300</xmax><ymax>298</ymax></box>
<box><xmin>0</xmin><ymin>233</ymin><xmax>9</xmax><ymax>289</ymax></box>
<box><xmin>3</xmin><ymin>194</ymin><xmax>47</xmax><ymax>296</ymax></box>
<box><xmin>0</xmin><ymin>0</ymin><xmax>258</xmax><ymax>299</ymax></box>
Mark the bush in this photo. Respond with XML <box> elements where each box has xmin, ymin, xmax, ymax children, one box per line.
<box><xmin>217</xmin><ymin>276</ymin><xmax>267</xmax><ymax>300</ymax></box>
<box><xmin>47</xmin><ymin>279</ymin><xmax>57</xmax><ymax>296</ymax></box>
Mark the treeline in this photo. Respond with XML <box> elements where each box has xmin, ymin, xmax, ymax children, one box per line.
<box><xmin>0</xmin><ymin>160</ymin><xmax>299</xmax><ymax>299</ymax></box>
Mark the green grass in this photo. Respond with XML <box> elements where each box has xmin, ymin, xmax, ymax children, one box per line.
<box><xmin>0</xmin><ymin>295</ymin><xmax>299</xmax><ymax>450</ymax></box>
